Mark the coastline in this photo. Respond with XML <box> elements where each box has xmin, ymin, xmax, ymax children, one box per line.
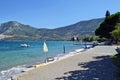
<box><xmin>13</xmin><ymin>45</ymin><xmax>118</xmax><ymax>80</ymax></box>
<box><xmin>0</xmin><ymin>45</ymin><xmax>89</xmax><ymax>80</ymax></box>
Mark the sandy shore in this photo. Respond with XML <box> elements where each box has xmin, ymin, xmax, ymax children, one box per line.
<box><xmin>14</xmin><ymin>46</ymin><xmax>118</xmax><ymax>80</ymax></box>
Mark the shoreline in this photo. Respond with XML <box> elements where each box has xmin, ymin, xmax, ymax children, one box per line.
<box><xmin>0</xmin><ymin>46</ymin><xmax>90</xmax><ymax>80</ymax></box>
<box><xmin>13</xmin><ymin>45</ymin><xmax>118</xmax><ymax>80</ymax></box>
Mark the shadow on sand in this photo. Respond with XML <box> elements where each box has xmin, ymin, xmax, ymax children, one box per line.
<box><xmin>55</xmin><ymin>56</ymin><xmax>117</xmax><ymax>80</ymax></box>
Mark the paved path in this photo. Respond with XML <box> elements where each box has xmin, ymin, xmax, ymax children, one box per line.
<box><xmin>15</xmin><ymin>46</ymin><xmax>118</xmax><ymax>80</ymax></box>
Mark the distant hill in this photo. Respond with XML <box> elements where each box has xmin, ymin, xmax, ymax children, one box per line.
<box><xmin>0</xmin><ymin>21</ymin><xmax>40</xmax><ymax>40</ymax></box>
<box><xmin>0</xmin><ymin>18</ymin><xmax>104</xmax><ymax>40</ymax></box>
<box><xmin>51</xmin><ymin>18</ymin><xmax>104</xmax><ymax>40</ymax></box>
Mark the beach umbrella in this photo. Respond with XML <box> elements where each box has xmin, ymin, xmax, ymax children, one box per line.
<box><xmin>43</xmin><ymin>41</ymin><xmax>48</xmax><ymax>63</ymax></box>
<box><xmin>43</xmin><ymin>41</ymin><xmax>48</xmax><ymax>52</ymax></box>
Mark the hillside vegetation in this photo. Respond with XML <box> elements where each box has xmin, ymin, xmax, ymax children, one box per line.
<box><xmin>0</xmin><ymin>18</ymin><xmax>104</xmax><ymax>40</ymax></box>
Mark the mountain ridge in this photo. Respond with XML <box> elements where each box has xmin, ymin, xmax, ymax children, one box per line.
<box><xmin>0</xmin><ymin>18</ymin><xmax>104</xmax><ymax>40</ymax></box>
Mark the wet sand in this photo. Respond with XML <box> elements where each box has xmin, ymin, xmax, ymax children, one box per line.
<box><xmin>14</xmin><ymin>46</ymin><xmax>118</xmax><ymax>80</ymax></box>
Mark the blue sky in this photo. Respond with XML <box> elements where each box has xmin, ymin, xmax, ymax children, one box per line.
<box><xmin>0</xmin><ymin>0</ymin><xmax>120</xmax><ymax>29</ymax></box>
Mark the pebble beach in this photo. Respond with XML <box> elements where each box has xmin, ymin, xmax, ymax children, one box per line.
<box><xmin>14</xmin><ymin>46</ymin><xmax>118</xmax><ymax>80</ymax></box>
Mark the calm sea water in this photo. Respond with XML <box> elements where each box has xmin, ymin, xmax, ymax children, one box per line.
<box><xmin>0</xmin><ymin>40</ymin><xmax>86</xmax><ymax>71</ymax></box>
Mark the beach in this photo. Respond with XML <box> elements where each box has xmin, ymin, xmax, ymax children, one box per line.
<box><xmin>13</xmin><ymin>45</ymin><xmax>118</xmax><ymax>80</ymax></box>
<box><xmin>0</xmin><ymin>41</ymin><xmax>88</xmax><ymax>80</ymax></box>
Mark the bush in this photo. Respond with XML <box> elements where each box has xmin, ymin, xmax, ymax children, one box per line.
<box><xmin>94</xmin><ymin>37</ymin><xmax>108</xmax><ymax>42</ymax></box>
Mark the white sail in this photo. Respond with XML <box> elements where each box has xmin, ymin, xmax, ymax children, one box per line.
<box><xmin>43</xmin><ymin>41</ymin><xmax>48</xmax><ymax>52</ymax></box>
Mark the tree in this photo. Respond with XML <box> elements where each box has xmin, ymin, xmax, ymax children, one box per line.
<box><xmin>105</xmin><ymin>10</ymin><xmax>110</xmax><ymax>17</ymax></box>
<box><xmin>95</xmin><ymin>12</ymin><xmax>120</xmax><ymax>39</ymax></box>
<box><xmin>111</xmin><ymin>24</ymin><xmax>120</xmax><ymax>44</ymax></box>
<box><xmin>83</xmin><ymin>36</ymin><xmax>94</xmax><ymax>42</ymax></box>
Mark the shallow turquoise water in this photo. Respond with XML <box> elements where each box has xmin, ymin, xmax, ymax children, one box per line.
<box><xmin>0</xmin><ymin>41</ymin><xmax>86</xmax><ymax>71</ymax></box>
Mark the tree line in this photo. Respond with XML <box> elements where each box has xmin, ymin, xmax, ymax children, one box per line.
<box><xmin>95</xmin><ymin>11</ymin><xmax>120</xmax><ymax>44</ymax></box>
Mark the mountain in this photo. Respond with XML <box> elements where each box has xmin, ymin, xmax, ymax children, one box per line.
<box><xmin>0</xmin><ymin>18</ymin><xmax>104</xmax><ymax>40</ymax></box>
<box><xmin>51</xmin><ymin>18</ymin><xmax>104</xmax><ymax>40</ymax></box>
<box><xmin>0</xmin><ymin>21</ymin><xmax>40</xmax><ymax>40</ymax></box>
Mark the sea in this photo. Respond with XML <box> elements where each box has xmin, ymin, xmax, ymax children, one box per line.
<box><xmin>0</xmin><ymin>40</ymin><xmax>91</xmax><ymax>80</ymax></box>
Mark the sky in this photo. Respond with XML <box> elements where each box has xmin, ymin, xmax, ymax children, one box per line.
<box><xmin>0</xmin><ymin>0</ymin><xmax>120</xmax><ymax>29</ymax></box>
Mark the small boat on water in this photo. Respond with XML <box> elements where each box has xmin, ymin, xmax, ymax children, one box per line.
<box><xmin>20</xmin><ymin>44</ymin><xmax>30</xmax><ymax>47</ymax></box>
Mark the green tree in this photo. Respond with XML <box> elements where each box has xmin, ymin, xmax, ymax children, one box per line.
<box><xmin>95</xmin><ymin>12</ymin><xmax>120</xmax><ymax>39</ymax></box>
<box><xmin>111</xmin><ymin>24</ymin><xmax>120</xmax><ymax>44</ymax></box>
<box><xmin>105</xmin><ymin>10</ymin><xmax>110</xmax><ymax>17</ymax></box>
<box><xmin>83</xmin><ymin>36</ymin><xmax>94</xmax><ymax>42</ymax></box>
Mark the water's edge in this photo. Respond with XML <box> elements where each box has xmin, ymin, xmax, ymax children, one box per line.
<box><xmin>0</xmin><ymin>46</ymin><xmax>92</xmax><ymax>80</ymax></box>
